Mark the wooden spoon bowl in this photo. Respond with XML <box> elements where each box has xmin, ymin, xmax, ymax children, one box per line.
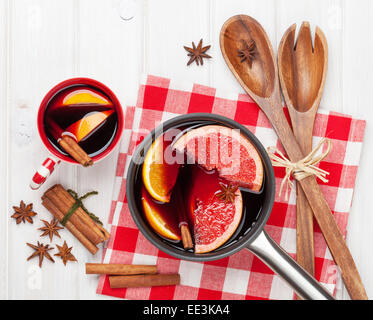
<box><xmin>220</xmin><ymin>15</ymin><xmax>277</xmax><ymax>100</ymax></box>
<box><xmin>279</xmin><ymin>22</ymin><xmax>328</xmax><ymax>116</ymax></box>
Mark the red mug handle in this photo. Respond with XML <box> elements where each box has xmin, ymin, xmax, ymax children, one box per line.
<box><xmin>30</xmin><ymin>156</ymin><xmax>61</xmax><ymax>190</ymax></box>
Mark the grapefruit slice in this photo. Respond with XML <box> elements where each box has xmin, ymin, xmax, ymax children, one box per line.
<box><xmin>142</xmin><ymin>135</ymin><xmax>180</xmax><ymax>203</ymax></box>
<box><xmin>141</xmin><ymin>187</ymin><xmax>181</xmax><ymax>241</ymax></box>
<box><xmin>173</xmin><ymin>125</ymin><xmax>263</xmax><ymax>192</ymax></box>
<box><xmin>187</xmin><ymin>166</ymin><xmax>243</xmax><ymax>253</ymax></box>
<box><xmin>64</xmin><ymin>110</ymin><xmax>115</xmax><ymax>142</ymax></box>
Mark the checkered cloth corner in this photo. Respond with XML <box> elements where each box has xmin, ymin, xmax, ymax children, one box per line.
<box><xmin>96</xmin><ymin>74</ymin><xmax>366</xmax><ymax>300</ymax></box>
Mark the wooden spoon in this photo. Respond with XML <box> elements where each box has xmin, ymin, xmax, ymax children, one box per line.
<box><xmin>278</xmin><ymin>22</ymin><xmax>328</xmax><ymax>281</ymax></box>
<box><xmin>220</xmin><ymin>15</ymin><xmax>367</xmax><ymax>300</ymax></box>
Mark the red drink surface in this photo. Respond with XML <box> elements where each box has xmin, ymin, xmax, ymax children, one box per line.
<box><xmin>186</xmin><ymin>166</ymin><xmax>236</xmax><ymax>246</ymax></box>
<box><xmin>44</xmin><ymin>85</ymin><xmax>118</xmax><ymax>157</ymax></box>
<box><xmin>138</xmin><ymin>124</ymin><xmax>264</xmax><ymax>253</ymax></box>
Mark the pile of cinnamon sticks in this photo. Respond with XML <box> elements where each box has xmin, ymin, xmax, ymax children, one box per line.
<box><xmin>86</xmin><ymin>263</ymin><xmax>180</xmax><ymax>288</ymax></box>
<box><xmin>42</xmin><ymin>184</ymin><xmax>110</xmax><ymax>255</ymax></box>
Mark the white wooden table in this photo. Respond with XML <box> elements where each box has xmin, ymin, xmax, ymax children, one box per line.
<box><xmin>1</xmin><ymin>0</ymin><xmax>373</xmax><ymax>300</ymax></box>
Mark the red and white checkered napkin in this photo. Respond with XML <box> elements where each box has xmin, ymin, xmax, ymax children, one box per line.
<box><xmin>96</xmin><ymin>75</ymin><xmax>366</xmax><ymax>300</ymax></box>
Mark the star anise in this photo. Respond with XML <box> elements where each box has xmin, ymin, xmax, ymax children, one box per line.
<box><xmin>27</xmin><ymin>242</ymin><xmax>55</xmax><ymax>268</ymax></box>
<box><xmin>237</xmin><ymin>39</ymin><xmax>257</xmax><ymax>67</ymax></box>
<box><xmin>38</xmin><ymin>218</ymin><xmax>64</xmax><ymax>242</ymax></box>
<box><xmin>184</xmin><ymin>39</ymin><xmax>212</xmax><ymax>66</ymax></box>
<box><xmin>11</xmin><ymin>201</ymin><xmax>37</xmax><ymax>224</ymax></box>
<box><xmin>54</xmin><ymin>241</ymin><xmax>77</xmax><ymax>266</ymax></box>
<box><xmin>216</xmin><ymin>183</ymin><xmax>239</xmax><ymax>204</ymax></box>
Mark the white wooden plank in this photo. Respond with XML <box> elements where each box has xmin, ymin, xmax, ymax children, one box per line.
<box><xmin>342</xmin><ymin>0</ymin><xmax>373</xmax><ymax>300</ymax></box>
<box><xmin>76</xmin><ymin>0</ymin><xmax>144</xmax><ymax>299</ymax></box>
<box><xmin>7</xmin><ymin>0</ymin><xmax>77</xmax><ymax>299</ymax></box>
<box><xmin>0</xmin><ymin>0</ymin><xmax>9</xmax><ymax>301</ymax></box>
<box><xmin>144</xmin><ymin>0</ymin><xmax>211</xmax><ymax>85</ymax></box>
<box><xmin>211</xmin><ymin>0</ymin><xmax>276</xmax><ymax>92</ymax></box>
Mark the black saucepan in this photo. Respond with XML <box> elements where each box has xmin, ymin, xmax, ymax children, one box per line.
<box><xmin>126</xmin><ymin>113</ymin><xmax>334</xmax><ymax>300</ymax></box>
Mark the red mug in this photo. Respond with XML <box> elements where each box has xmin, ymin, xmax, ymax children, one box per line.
<box><xmin>30</xmin><ymin>77</ymin><xmax>124</xmax><ymax>190</ymax></box>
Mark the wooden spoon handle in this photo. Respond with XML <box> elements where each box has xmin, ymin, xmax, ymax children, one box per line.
<box><xmin>299</xmin><ymin>176</ymin><xmax>367</xmax><ymax>300</ymax></box>
<box><xmin>292</xmin><ymin>111</ymin><xmax>317</xmax><ymax>290</ymax></box>
<box><xmin>266</xmin><ymin>106</ymin><xmax>367</xmax><ymax>299</ymax></box>
<box><xmin>296</xmin><ymin>184</ymin><xmax>315</xmax><ymax>276</ymax></box>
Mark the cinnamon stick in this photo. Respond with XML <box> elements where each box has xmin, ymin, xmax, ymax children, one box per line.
<box><xmin>97</xmin><ymin>224</ymin><xmax>111</xmax><ymax>241</ymax></box>
<box><xmin>42</xmin><ymin>197</ymin><xmax>98</xmax><ymax>255</ymax></box>
<box><xmin>180</xmin><ymin>224</ymin><xmax>193</xmax><ymax>249</ymax></box>
<box><xmin>42</xmin><ymin>184</ymin><xmax>110</xmax><ymax>255</ymax></box>
<box><xmin>42</xmin><ymin>187</ymin><xmax>104</xmax><ymax>245</ymax></box>
<box><xmin>109</xmin><ymin>274</ymin><xmax>180</xmax><ymax>288</ymax></box>
<box><xmin>47</xmin><ymin>184</ymin><xmax>110</xmax><ymax>242</ymax></box>
<box><xmin>53</xmin><ymin>184</ymin><xmax>107</xmax><ymax>243</ymax></box>
<box><xmin>85</xmin><ymin>263</ymin><xmax>157</xmax><ymax>275</ymax></box>
<box><xmin>46</xmin><ymin>117</ymin><xmax>93</xmax><ymax>167</ymax></box>
<box><xmin>175</xmin><ymin>187</ymin><xmax>193</xmax><ymax>250</ymax></box>
<box><xmin>59</xmin><ymin>135</ymin><xmax>93</xmax><ymax>167</ymax></box>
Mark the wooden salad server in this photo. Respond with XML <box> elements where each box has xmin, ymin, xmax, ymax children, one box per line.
<box><xmin>278</xmin><ymin>22</ymin><xmax>328</xmax><ymax>283</ymax></box>
<box><xmin>220</xmin><ymin>15</ymin><xmax>367</xmax><ymax>300</ymax></box>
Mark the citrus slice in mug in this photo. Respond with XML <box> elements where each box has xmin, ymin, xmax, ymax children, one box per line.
<box><xmin>173</xmin><ymin>125</ymin><xmax>264</xmax><ymax>192</ymax></box>
<box><xmin>64</xmin><ymin>110</ymin><xmax>115</xmax><ymax>142</ymax></box>
<box><xmin>47</xmin><ymin>86</ymin><xmax>113</xmax><ymax>113</ymax></box>
<box><xmin>62</xmin><ymin>88</ymin><xmax>111</xmax><ymax>106</ymax></box>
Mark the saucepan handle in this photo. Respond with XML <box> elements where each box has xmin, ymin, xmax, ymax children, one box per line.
<box><xmin>247</xmin><ymin>230</ymin><xmax>334</xmax><ymax>300</ymax></box>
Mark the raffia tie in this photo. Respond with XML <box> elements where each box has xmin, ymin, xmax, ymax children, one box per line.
<box><xmin>60</xmin><ymin>189</ymin><xmax>102</xmax><ymax>226</ymax></box>
<box><xmin>267</xmin><ymin>138</ymin><xmax>332</xmax><ymax>200</ymax></box>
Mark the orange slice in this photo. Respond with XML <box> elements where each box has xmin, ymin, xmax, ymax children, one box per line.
<box><xmin>65</xmin><ymin>110</ymin><xmax>114</xmax><ymax>142</ymax></box>
<box><xmin>47</xmin><ymin>87</ymin><xmax>114</xmax><ymax>118</ymax></box>
<box><xmin>142</xmin><ymin>135</ymin><xmax>180</xmax><ymax>203</ymax></box>
<box><xmin>141</xmin><ymin>187</ymin><xmax>181</xmax><ymax>241</ymax></box>
<box><xmin>63</xmin><ymin>89</ymin><xmax>111</xmax><ymax>106</ymax></box>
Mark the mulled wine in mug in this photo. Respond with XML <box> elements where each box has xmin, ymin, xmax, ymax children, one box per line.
<box><xmin>31</xmin><ymin>78</ymin><xmax>124</xmax><ymax>189</ymax></box>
